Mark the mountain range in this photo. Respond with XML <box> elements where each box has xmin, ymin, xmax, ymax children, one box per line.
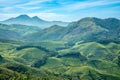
<box><xmin>0</xmin><ymin>16</ymin><xmax>120</xmax><ymax>43</ymax></box>
<box><xmin>0</xmin><ymin>15</ymin><xmax>120</xmax><ymax>80</ymax></box>
<box><xmin>1</xmin><ymin>15</ymin><xmax>69</xmax><ymax>28</ymax></box>
<box><xmin>24</xmin><ymin>17</ymin><xmax>120</xmax><ymax>43</ymax></box>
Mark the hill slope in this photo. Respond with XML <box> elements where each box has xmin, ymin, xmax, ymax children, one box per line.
<box><xmin>0</xmin><ymin>23</ymin><xmax>41</xmax><ymax>40</ymax></box>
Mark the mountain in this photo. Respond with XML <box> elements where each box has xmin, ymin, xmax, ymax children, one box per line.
<box><xmin>24</xmin><ymin>17</ymin><xmax>120</xmax><ymax>43</ymax></box>
<box><xmin>62</xmin><ymin>17</ymin><xmax>120</xmax><ymax>42</ymax></box>
<box><xmin>1</xmin><ymin>15</ymin><xmax>69</xmax><ymax>28</ymax></box>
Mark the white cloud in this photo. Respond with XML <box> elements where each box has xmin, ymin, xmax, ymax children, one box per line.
<box><xmin>0</xmin><ymin>14</ymin><xmax>19</xmax><ymax>21</ymax></box>
<box><xmin>28</xmin><ymin>13</ymin><xmax>68</xmax><ymax>21</ymax></box>
<box><xmin>17</xmin><ymin>6</ymin><xmax>41</xmax><ymax>10</ymax></box>
<box><xmin>1</xmin><ymin>7</ymin><xmax>13</xmax><ymax>11</ymax></box>
<box><xmin>0</xmin><ymin>0</ymin><xmax>28</xmax><ymax>6</ymax></box>
<box><xmin>17</xmin><ymin>0</ymin><xmax>52</xmax><ymax>10</ymax></box>
<box><xmin>22</xmin><ymin>0</ymin><xmax>51</xmax><ymax>6</ymax></box>
<box><xmin>0</xmin><ymin>0</ymin><xmax>52</xmax><ymax>12</ymax></box>
<box><xmin>64</xmin><ymin>0</ymin><xmax>120</xmax><ymax>11</ymax></box>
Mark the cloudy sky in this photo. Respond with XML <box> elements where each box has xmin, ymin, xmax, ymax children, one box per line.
<box><xmin>0</xmin><ymin>0</ymin><xmax>120</xmax><ymax>21</ymax></box>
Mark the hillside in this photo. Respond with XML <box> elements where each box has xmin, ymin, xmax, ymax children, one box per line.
<box><xmin>24</xmin><ymin>25</ymin><xmax>66</xmax><ymax>41</ymax></box>
<box><xmin>0</xmin><ymin>23</ymin><xmax>41</xmax><ymax>40</ymax></box>
<box><xmin>0</xmin><ymin>29</ymin><xmax>20</xmax><ymax>40</ymax></box>
<box><xmin>0</xmin><ymin>39</ymin><xmax>120</xmax><ymax>80</ymax></box>
<box><xmin>25</xmin><ymin>17</ymin><xmax>120</xmax><ymax>43</ymax></box>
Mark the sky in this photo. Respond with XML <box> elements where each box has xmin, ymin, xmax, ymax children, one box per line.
<box><xmin>0</xmin><ymin>0</ymin><xmax>120</xmax><ymax>21</ymax></box>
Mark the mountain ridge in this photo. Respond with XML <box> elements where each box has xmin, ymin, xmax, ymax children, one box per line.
<box><xmin>0</xmin><ymin>16</ymin><xmax>120</xmax><ymax>43</ymax></box>
<box><xmin>1</xmin><ymin>14</ymin><xmax>69</xmax><ymax>28</ymax></box>
<box><xmin>24</xmin><ymin>17</ymin><xmax>120</xmax><ymax>43</ymax></box>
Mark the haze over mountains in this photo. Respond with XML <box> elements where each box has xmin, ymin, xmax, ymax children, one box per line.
<box><xmin>0</xmin><ymin>15</ymin><xmax>120</xmax><ymax>43</ymax></box>
<box><xmin>0</xmin><ymin>15</ymin><xmax>120</xmax><ymax>80</ymax></box>
<box><xmin>1</xmin><ymin>15</ymin><xmax>69</xmax><ymax>28</ymax></box>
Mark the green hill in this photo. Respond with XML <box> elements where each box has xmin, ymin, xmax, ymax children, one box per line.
<box><xmin>24</xmin><ymin>17</ymin><xmax>120</xmax><ymax>43</ymax></box>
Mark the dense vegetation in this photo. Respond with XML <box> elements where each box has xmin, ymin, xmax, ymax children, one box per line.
<box><xmin>0</xmin><ymin>16</ymin><xmax>120</xmax><ymax>80</ymax></box>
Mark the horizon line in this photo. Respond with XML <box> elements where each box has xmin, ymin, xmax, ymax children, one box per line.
<box><xmin>0</xmin><ymin>14</ymin><xmax>120</xmax><ymax>22</ymax></box>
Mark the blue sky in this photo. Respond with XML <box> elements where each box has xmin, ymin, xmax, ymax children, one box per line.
<box><xmin>0</xmin><ymin>0</ymin><xmax>120</xmax><ymax>21</ymax></box>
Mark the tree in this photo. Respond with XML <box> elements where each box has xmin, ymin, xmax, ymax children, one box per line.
<box><xmin>0</xmin><ymin>55</ymin><xmax>3</xmax><ymax>61</ymax></box>
<box><xmin>31</xmin><ymin>57</ymin><xmax>47</xmax><ymax>68</ymax></box>
<box><xmin>117</xmin><ymin>56</ymin><xmax>120</xmax><ymax>67</ymax></box>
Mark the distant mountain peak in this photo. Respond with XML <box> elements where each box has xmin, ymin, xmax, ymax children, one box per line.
<box><xmin>32</xmin><ymin>16</ymin><xmax>44</xmax><ymax>21</ymax></box>
<box><xmin>32</xmin><ymin>16</ymin><xmax>39</xmax><ymax>19</ymax></box>
<box><xmin>16</xmin><ymin>14</ymin><xmax>30</xmax><ymax>19</ymax></box>
<box><xmin>51</xmin><ymin>24</ymin><xmax>60</xmax><ymax>26</ymax></box>
<box><xmin>79</xmin><ymin>17</ymin><xmax>101</xmax><ymax>22</ymax></box>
